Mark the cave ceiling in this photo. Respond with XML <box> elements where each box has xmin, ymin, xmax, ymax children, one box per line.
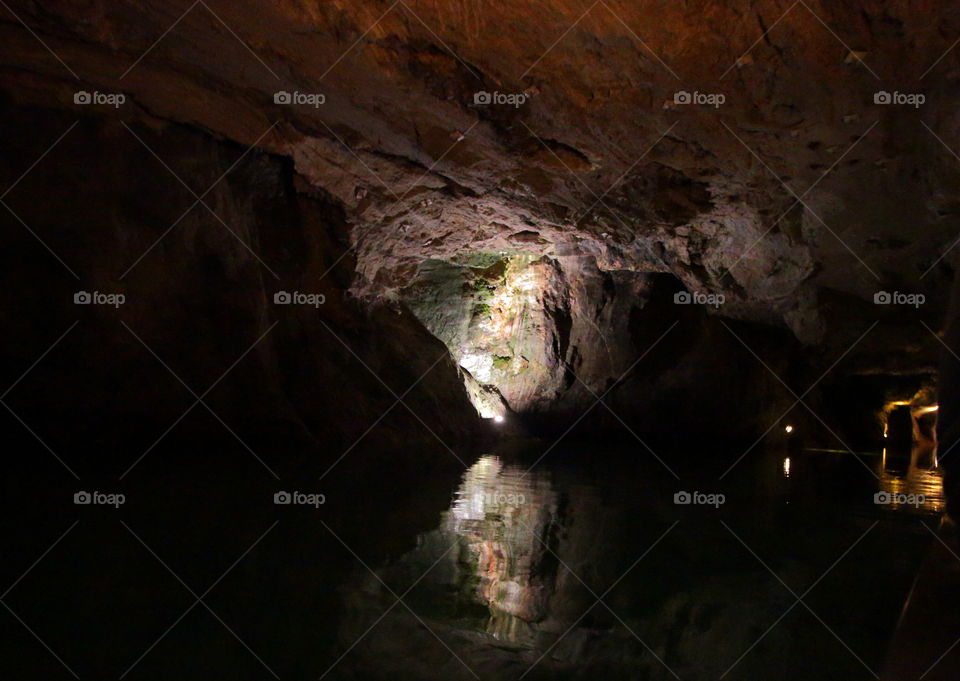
<box><xmin>1</xmin><ymin>0</ymin><xmax>958</xmax><ymax>350</ymax></box>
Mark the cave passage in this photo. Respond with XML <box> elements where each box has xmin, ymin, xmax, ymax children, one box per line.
<box><xmin>4</xmin><ymin>2</ymin><xmax>960</xmax><ymax>680</ymax></box>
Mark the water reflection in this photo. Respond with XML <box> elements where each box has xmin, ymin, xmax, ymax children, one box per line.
<box><xmin>447</xmin><ymin>455</ymin><xmax>557</xmax><ymax>643</ymax></box>
<box><xmin>332</xmin><ymin>444</ymin><xmax>947</xmax><ymax>680</ymax></box>
<box><xmin>877</xmin><ymin>443</ymin><xmax>945</xmax><ymax>514</ymax></box>
<box><xmin>414</xmin><ymin>445</ymin><xmax>946</xmax><ymax>648</ymax></box>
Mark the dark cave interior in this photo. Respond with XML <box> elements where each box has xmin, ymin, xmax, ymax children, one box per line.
<box><xmin>3</xmin><ymin>2</ymin><xmax>960</xmax><ymax>680</ymax></box>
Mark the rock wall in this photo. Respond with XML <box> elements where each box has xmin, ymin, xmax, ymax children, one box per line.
<box><xmin>0</xmin><ymin>99</ymin><xmax>481</xmax><ymax>470</ymax></box>
<box><xmin>0</xmin><ymin>0</ymin><xmax>955</xmax><ymax>348</ymax></box>
<box><xmin>403</xmin><ymin>251</ymin><xmax>804</xmax><ymax>440</ymax></box>
<box><xmin>1</xmin><ymin>1</ymin><xmax>954</xmax><ymax>445</ymax></box>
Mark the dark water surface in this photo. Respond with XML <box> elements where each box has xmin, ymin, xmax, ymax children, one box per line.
<box><xmin>326</xmin><ymin>441</ymin><xmax>943</xmax><ymax>681</ymax></box>
<box><xmin>1</xmin><ymin>436</ymin><xmax>945</xmax><ymax>680</ymax></box>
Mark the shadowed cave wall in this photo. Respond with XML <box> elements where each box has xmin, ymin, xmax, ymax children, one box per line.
<box><xmin>0</xmin><ymin>100</ymin><xmax>481</xmax><ymax>466</ymax></box>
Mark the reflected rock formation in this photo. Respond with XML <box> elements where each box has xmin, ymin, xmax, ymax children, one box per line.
<box><xmin>443</xmin><ymin>456</ymin><xmax>558</xmax><ymax>644</ymax></box>
<box><xmin>331</xmin><ymin>447</ymin><xmax>943</xmax><ymax>681</ymax></box>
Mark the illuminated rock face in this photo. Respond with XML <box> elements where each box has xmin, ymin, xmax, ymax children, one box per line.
<box><xmin>400</xmin><ymin>252</ymin><xmax>813</xmax><ymax>438</ymax></box>
<box><xmin>404</xmin><ymin>254</ymin><xmax>651</xmax><ymax>416</ymax></box>
<box><xmin>0</xmin><ymin>1</ymin><xmax>953</xmax><ymax>436</ymax></box>
<box><xmin>1</xmin><ymin>1</ymin><xmax>955</xmax><ymax>337</ymax></box>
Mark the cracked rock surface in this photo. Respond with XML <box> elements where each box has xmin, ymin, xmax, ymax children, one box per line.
<box><xmin>1</xmin><ymin>0</ymin><xmax>956</xmax><ymax>431</ymax></box>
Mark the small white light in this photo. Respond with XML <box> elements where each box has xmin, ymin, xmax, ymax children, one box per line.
<box><xmin>784</xmin><ymin>425</ymin><xmax>794</xmax><ymax>434</ymax></box>
<box><xmin>494</xmin><ymin>415</ymin><xmax>504</xmax><ymax>423</ymax></box>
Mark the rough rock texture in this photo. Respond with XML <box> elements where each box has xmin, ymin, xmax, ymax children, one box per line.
<box><xmin>403</xmin><ymin>252</ymin><xmax>801</xmax><ymax>441</ymax></box>
<box><xmin>1</xmin><ymin>0</ymin><xmax>957</xmax><ymax>432</ymax></box>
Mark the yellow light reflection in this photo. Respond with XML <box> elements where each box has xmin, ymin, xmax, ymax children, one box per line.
<box><xmin>876</xmin><ymin>444</ymin><xmax>945</xmax><ymax>514</ymax></box>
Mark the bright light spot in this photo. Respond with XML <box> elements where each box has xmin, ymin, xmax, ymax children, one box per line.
<box><xmin>783</xmin><ymin>457</ymin><xmax>791</xmax><ymax>477</ymax></box>
<box><xmin>784</xmin><ymin>425</ymin><xmax>794</xmax><ymax>434</ymax></box>
<box><xmin>493</xmin><ymin>415</ymin><xmax>504</xmax><ymax>423</ymax></box>
<box><xmin>459</xmin><ymin>352</ymin><xmax>493</xmax><ymax>383</ymax></box>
